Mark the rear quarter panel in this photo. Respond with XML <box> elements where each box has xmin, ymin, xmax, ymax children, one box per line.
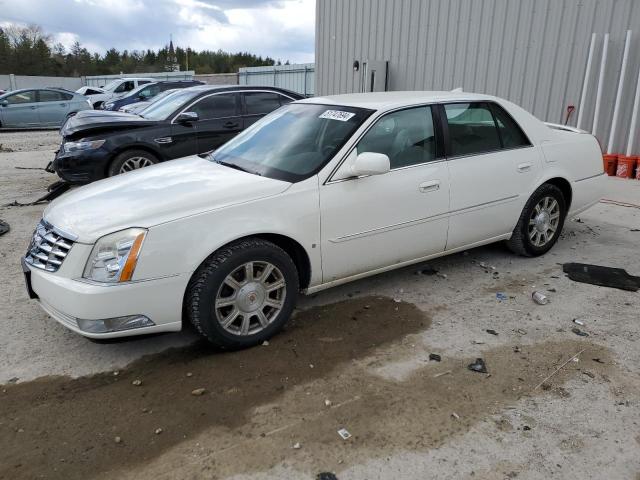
<box><xmin>540</xmin><ymin>131</ymin><xmax>605</xmax><ymax>214</ymax></box>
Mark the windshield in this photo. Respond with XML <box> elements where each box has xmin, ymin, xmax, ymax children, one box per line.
<box><xmin>211</xmin><ymin>103</ymin><xmax>373</xmax><ymax>182</ymax></box>
<box><xmin>138</xmin><ymin>89</ymin><xmax>199</xmax><ymax>121</ymax></box>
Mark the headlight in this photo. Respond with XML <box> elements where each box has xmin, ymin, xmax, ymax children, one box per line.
<box><xmin>63</xmin><ymin>139</ymin><xmax>105</xmax><ymax>153</ymax></box>
<box><xmin>83</xmin><ymin>228</ymin><xmax>147</xmax><ymax>283</ymax></box>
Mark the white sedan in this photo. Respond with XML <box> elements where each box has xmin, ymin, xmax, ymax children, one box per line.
<box><xmin>23</xmin><ymin>91</ymin><xmax>604</xmax><ymax>348</ymax></box>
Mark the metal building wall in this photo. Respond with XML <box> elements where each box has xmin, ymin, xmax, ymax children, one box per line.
<box><xmin>238</xmin><ymin>63</ymin><xmax>315</xmax><ymax>96</ymax></box>
<box><xmin>316</xmin><ymin>0</ymin><xmax>640</xmax><ymax>155</ymax></box>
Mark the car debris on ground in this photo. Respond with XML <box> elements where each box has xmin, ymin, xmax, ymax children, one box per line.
<box><xmin>563</xmin><ymin>263</ymin><xmax>640</xmax><ymax>292</ymax></box>
<box><xmin>337</xmin><ymin>428</ymin><xmax>352</xmax><ymax>440</ymax></box>
<box><xmin>468</xmin><ymin>358</ymin><xmax>488</xmax><ymax>373</ymax></box>
<box><xmin>0</xmin><ymin>220</ymin><xmax>9</xmax><ymax>236</ymax></box>
<box><xmin>572</xmin><ymin>327</ymin><xmax>589</xmax><ymax>337</ymax></box>
<box><xmin>429</xmin><ymin>353</ymin><xmax>442</xmax><ymax>362</ymax></box>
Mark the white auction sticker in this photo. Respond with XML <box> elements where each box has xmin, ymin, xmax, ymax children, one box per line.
<box><xmin>319</xmin><ymin>110</ymin><xmax>356</xmax><ymax>121</ymax></box>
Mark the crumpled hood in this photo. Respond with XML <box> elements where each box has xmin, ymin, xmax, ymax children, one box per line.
<box><xmin>62</xmin><ymin>110</ymin><xmax>157</xmax><ymax>137</ymax></box>
<box><xmin>44</xmin><ymin>156</ymin><xmax>291</xmax><ymax>243</ymax></box>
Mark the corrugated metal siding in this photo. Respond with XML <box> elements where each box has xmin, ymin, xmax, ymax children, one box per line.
<box><xmin>238</xmin><ymin>64</ymin><xmax>315</xmax><ymax>96</ymax></box>
<box><xmin>316</xmin><ymin>0</ymin><xmax>640</xmax><ymax>154</ymax></box>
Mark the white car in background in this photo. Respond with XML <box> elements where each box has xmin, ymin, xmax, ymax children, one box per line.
<box><xmin>23</xmin><ymin>91</ymin><xmax>604</xmax><ymax>348</ymax></box>
<box><xmin>79</xmin><ymin>78</ymin><xmax>154</xmax><ymax>109</ymax></box>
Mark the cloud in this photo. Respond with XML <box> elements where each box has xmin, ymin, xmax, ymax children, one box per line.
<box><xmin>0</xmin><ymin>0</ymin><xmax>315</xmax><ymax>63</ymax></box>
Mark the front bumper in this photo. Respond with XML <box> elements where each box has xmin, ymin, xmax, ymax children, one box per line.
<box><xmin>24</xmin><ymin>260</ymin><xmax>187</xmax><ymax>339</ymax></box>
<box><xmin>52</xmin><ymin>146</ymin><xmax>112</xmax><ymax>184</ymax></box>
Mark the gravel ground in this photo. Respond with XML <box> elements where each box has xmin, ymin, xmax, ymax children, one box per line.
<box><xmin>1</xmin><ymin>131</ymin><xmax>639</xmax><ymax>479</ymax></box>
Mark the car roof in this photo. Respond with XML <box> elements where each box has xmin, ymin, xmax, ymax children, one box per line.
<box><xmin>182</xmin><ymin>84</ymin><xmax>303</xmax><ymax>97</ymax></box>
<box><xmin>296</xmin><ymin>91</ymin><xmax>498</xmax><ymax>110</ymax></box>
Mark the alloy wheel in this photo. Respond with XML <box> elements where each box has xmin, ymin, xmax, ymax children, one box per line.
<box><xmin>119</xmin><ymin>156</ymin><xmax>155</xmax><ymax>173</ymax></box>
<box><xmin>528</xmin><ymin>196</ymin><xmax>560</xmax><ymax>247</ymax></box>
<box><xmin>214</xmin><ymin>261</ymin><xmax>287</xmax><ymax>336</ymax></box>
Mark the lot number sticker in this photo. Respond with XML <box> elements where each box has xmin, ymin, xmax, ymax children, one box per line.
<box><xmin>319</xmin><ymin>110</ymin><xmax>356</xmax><ymax>121</ymax></box>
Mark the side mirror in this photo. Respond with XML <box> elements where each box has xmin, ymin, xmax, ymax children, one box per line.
<box><xmin>0</xmin><ymin>100</ymin><xmax>8</xmax><ymax>107</ymax></box>
<box><xmin>175</xmin><ymin>111</ymin><xmax>199</xmax><ymax>124</ymax></box>
<box><xmin>350</xmin><ymin>151</ymin><xmax>390</xmax><ymax>177</ymax></box>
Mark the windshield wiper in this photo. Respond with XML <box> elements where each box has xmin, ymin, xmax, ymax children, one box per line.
<box><xmin>215</xmin><ymin>159</ymin><xmax>260</xmax><ymax>176</ymax></box>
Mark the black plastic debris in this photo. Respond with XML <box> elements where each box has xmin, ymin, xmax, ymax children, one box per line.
<box><xmin>571</xmin><ymin>327</ymin><xmax>589</xmax><ymax>337</ymax></box>
<box><xmin>486</xmin><ymin>329</ymin><xmax>499</xmax><ymax>336</ymax></box>
<box><xmin>467</xmin><ymin>358</ymin><xmax>488</xmax><ymax>373</ymax></box>
<box><xmin>592</xmin><ymin>358</ymin><xmax>605</xmax><ymax>364</ymax></box>
<box><xmin>4</xmin><ymin>180</ymin><xmax>70</xmax><ymax>207</ymax></box>
<box><xmin>317</xmin><ymin>473</ymin><xmax>338</xmax><ymax>480</ymax></box>
<box><xmin>429</xmin><ymin>353</ymin><xmax>442</xmax><ymax>362</ymax></box>
<box><xmin>0</xmin><ymin>220</ymin><xmax>9</xmax><ymax>236</ymax></box>
<box><xmin>563</xmin><ymin>263</ymin><xmax>640</xmax><ymax>292</ymax></box>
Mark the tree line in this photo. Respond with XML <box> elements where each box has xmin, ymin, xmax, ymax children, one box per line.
<box><xmin>0</xmin><ymin>24</ymin><xmax>284</xmax><ymax>77</ymax></box>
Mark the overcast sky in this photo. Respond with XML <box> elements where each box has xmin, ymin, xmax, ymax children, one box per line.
<box><xmin>0</xmin><ymin>0</ymin><xmax>315</xmax><ymax>63</ymax></box>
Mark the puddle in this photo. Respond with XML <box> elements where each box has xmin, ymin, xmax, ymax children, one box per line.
<box><xmin>0</xmin><ymin>296</ymin><xmax>430</xmax><ymax>480</ymax></box>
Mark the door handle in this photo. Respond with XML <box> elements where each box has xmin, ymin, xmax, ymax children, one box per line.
<box><xmin>30</xmin><ymin>106</ymin><xmax>37</xmax><ymax>110</ymax></box>
<box><xmin>59</xmin><ymin>103</ymin><xmax>67</xmax><ymax>107</ymax></box>
<box><xmin>517</xmin><ymin>162</ymin><xmax>533</xmax><ymax>172</ymax></box>
<box><xmin>223</xmin><ymin>121</ymin><xmax>239</xmax><ymax>129</ymax></box>
<box><xmin>419</xmin><ymin>180</ymin><xmax>440</xmax><ymax>193</ymax></box>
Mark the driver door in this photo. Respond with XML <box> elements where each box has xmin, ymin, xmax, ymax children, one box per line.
<box><xmin>319</xmin><ymin>105</ymin><xmax>450</xmax><ymax>282</ymax></box>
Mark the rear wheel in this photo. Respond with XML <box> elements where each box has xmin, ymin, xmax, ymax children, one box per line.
<box><xmin>186</xmin><ymin>238</ymin><xmax>299</xmax><ymax>350</ymax></box>
<box><xmin>108</xmin><ymin>149</ymin><xmax>159</xmax><ymax>177</ymax></box>
<box><xmin>506</xmin><ymin>183</ymin><xmax>567</xmax><ymax>256</ymax></box>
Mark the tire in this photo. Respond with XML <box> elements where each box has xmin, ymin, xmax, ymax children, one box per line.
<box><xmin>107</xmin><ymin>149</ymin><xmax>159</xmax><ymax>177</ymax></box>
<box><xmin>506</xmin><ymin>183</ymin><xmax>567</xmax><ymax>257</ymax></box>
<box><xmin>186</xmin><ymin>238</ymin><xmax>299</xmax><ymax>350</ymax></box>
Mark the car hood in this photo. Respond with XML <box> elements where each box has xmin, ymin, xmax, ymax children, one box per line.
<box><xmin>62</xmin><ymin>110</ymin><xmax>158</xmax><ymax>137</ymax></box>
<box><xmin>44</xmin><ymin>156</ymin><xmax>291</xmax><ymax>243</ymax></box>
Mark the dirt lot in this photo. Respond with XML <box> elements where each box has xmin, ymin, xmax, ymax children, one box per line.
<box><xmin>1</xmin><ymin>131</ymin><xmax>639</xmax><ymax>480</ymax></box>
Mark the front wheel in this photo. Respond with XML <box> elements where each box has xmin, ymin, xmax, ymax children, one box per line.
<box><xmin>186</xmin><ymin>238</ymin><xmax>299</xmax><ymax>349</ymax></box>
<box><xmin>506</xmin><ymin>183</ymin><xmax>567</xmax><ymax>256</ymax></box>
<box><xmin>108</xmin><ymin>149</ymin><xmax>159</xmax><ymax>177</ymax></box>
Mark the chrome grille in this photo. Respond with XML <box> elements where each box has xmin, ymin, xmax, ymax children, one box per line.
<box><xmin>25</xmin><ymin>221</ymin><xmax>74</xmax><ymax>272</ymax></box>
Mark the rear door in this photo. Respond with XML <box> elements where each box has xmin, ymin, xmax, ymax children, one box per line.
<box><xmin>0</xmin><ymin>90</ymin><xmax>39</xmax><ymax>127</ymax></box>
<box><xmin>242</xmin><ymin>91</ymin><xmax>293</xmax><ymax>128</ymax></box>
<box><xmin>442</xmin><ymin>102</ymin><xmax>537</xmax><ymax>250</ymax></box>
<box><xmin>189</xmin><ymin>92</ymin><xmax>242</xmax><ymax>153</ymax></box>
<box><xmin>37</xmin><ymin>90</ymin><xmax>72</xmax><ymax>126</ymax></box>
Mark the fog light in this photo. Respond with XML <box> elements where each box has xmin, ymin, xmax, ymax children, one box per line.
<box><xmin>77</xmin><ymin>315</ymin><xmax>155</xmax><ymax>333</ymax></box>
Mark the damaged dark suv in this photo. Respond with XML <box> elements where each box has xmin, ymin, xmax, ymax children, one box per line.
<box><xmin>53</xmin><ymin>85</ymin><xmax>302</xmax><ymax>184</ymax></box>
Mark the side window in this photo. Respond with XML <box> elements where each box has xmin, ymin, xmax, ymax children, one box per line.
<box><xmin>114</xmin><ymin>81</ymin><xmax>135</xmax><ymax>93</ymax></box>
<box><xmin>86</xmin><ymin>88</ymin><xmax>102</xmax><ymax>95</ymax></box>
<box><xmin>140</xmin><ymin>85</ymin><xmax>160</xmax><ymax>98</ymax></box>
<box><xmin>190</xmin><ymin>93</ymin><xmax>237</xmax><ymax>120</ymax></box>
<box><xmin>38</xmin><ymin>90</ymin><xmax>65</xmax><ymax>102</ymax></box>
<box><xmin>244</xmin><ymin>92</ymin><xmax>283</xmax><ymax>115</ymax></box>
<box><xmin>444</xmin><ymin>103</ymin><xmax>501</xmax><ymax>156</ymax></box>
<box><xmin>5</xmin><ymin>91</ymin><xmax>37</xmax><ymax>104</ymax></box>
<box><xmin>490</xmin><ymin>103</ymin><xmax>531</xmax><ymax>149</ymax></box>
<box><xmin>356</xmin><ymin>106</ymin><xmax>438</xmax><ymax>169</ymax></box>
